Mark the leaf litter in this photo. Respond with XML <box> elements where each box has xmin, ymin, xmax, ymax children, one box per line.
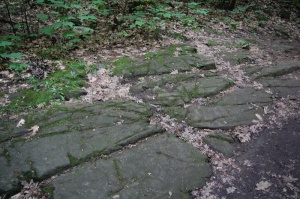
<box><xmin>82</xmin><ymin>68</ymin><xmax>137</xmax><ymax>103</ymax></box>
<box><xmin>255</xmin><ymin>180</ymin><xmax>272</xmax><ymax>191</ymax></box>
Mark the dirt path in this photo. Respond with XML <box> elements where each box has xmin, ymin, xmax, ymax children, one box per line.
<box><xmin>192</xmin><ymin>115</ymin><xmax>300</xmax><ymax>199</ymax></box>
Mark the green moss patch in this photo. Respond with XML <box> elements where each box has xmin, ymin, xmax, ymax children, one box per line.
<box><xmin>4</xmin><ymin>61</ymin><xmax>93</xmax><ymax>114</ymax></box>
<box><xmin>1</xmin><ymin>149</ymin><xmax>11</xmax><ymax>165</ymax></box>
<box><xmin>41</xmin><ymin>186</ymin><xmax>55</xmax><ymax>199</ymax></box>
<box><xmin>112</xmin><ymin>57</ymin><xmax>136</xmax><ymax>76</ymax></box>
<box><xmin>131</xmin><ymin>74</ymin><xmax>233</xmax><ymax>106</ymax></box>
<box><xmin>0</xmin><ymin>100</ymin><xmax>164</xmax><ymax>193</ymax></box>
<box><xmin>67</xmin><ymin>153</ymin><xmax>79</xmax><ymax>166</ymax></box>
<box><xmin>112</xmin><ymin>44</ymin><xmax>215</xmax><ymax>78</ymax></box>
<box><xmin>206</xmin><ymin>40</ymin><xmax>219</xmax><ymax>46</ymax></box>
<box><xmin>144</xmin><ymin>44</ymin><xmax>197</xmax><ymax>59</ymax></box>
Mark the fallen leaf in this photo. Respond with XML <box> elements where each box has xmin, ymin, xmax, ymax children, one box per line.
<box><xmin>28</xmin><ymin>125</ymin><xmax>39</xmax><ymax>136</ymax></box>
<box><xmin>283</xmin><ymin>175</ymin><xmax>298</xmax><ymax>183</ymax></box>
<box><xmin>255</xmin><ymin>114</ymin><xmax>263</xmax><ymax>121</ymax></box>
<box><xmin>116</xmin><ymin>120</ymin><xmax>124</xmax><ymax>125</ymax></box>
<box><xmin>264</xmin><ymin>106</ymin><xmax>268</xmax><ymax>114</ymax></box>
<box><xmin>255</xmin><ymin>180</ymin><xmax>271</xmax><ymax>190</ymax></box>
<box><xmin>10</xmin><ymin>193</ymin><xmax>21</xmax><ymax>199</ymax></box>
<box><xmin>237</xmin><ymin>133</ymin><xmax>251</xmax><ymax>142</ymax></box>
<box><xmin>112</xmin><ymin>195</ymin><xmax>120</xmax><ymax>199</ymax></box>
<box><xmin>136</xmin><ymin>99</ymin><xmax>143</xmax><ymax>103</ymax></box>
<box><xmin>87</xmin><ymin>73</ymin><xmax>97</xmax><ymax>82</ymax></box>
<box><xmin>170</xmin><ymin>70</ymin><xmax>178</xmax><ymax>75</ymax></box>
<box><xmin>243</xmin><ymin>160</ymin><xmax>252</xmax><ymax>167</ymax></box>
<box><xmin>17</xmin><ymin>119</ymin><xmax>25</xmax><ymax>127</ymax></box>
<box><xmin>226</xmin><ymin>187</ymin><xmax>236</xmax><ymax>193</ymax></box>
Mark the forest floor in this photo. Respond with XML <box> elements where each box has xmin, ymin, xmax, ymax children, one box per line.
<box><xmin>0</xmin><ymin>4</ymin><xmax>300</xmax><ymax>199</ymax></box>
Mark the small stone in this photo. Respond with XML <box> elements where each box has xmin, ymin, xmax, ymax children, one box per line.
<box><xmin>203</xmin><ymin>134</ymin><xmax>235</xmax><ymax>158</ymax></box>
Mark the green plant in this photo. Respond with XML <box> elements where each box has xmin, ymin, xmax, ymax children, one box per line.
<box><xmin>0</xmin><ymin>38</ymin><xmax>22</xmax><ymax>59</ymax></box>
<box><xmin>41</xmin><ymin>186</ymin><xmax>55</xmax><ymax>199</ymax></box>
<box><xmin>230</xmin><ymin>21</ymin><xmax>238</xmax><ymax>30</ymax></box>
<box><xmin>112</xmin><ymin>57</ymin><xmax>135</xmax><ymax>75</ymax></box>
<box><xmin>181</xmin><ymin>16</ymin><xmax>197</xmax><ymax>27</ymax></box>
<box><xmin>231</xmin><ymin>6</ymin><xmax>248</xmax><ymax>14</ymax></box>
<box><xmin>0</xmin><ymin>36</ymin><xmax>27</xmax><ymax>73</ymax></box>
<box><xmin>206</xmin><ymin>40</ymin><xmax>218</xmax><ymax>46</ymax></box>
<box><xmin>258</xmin><ymin>20</ymin><xmax>267</xmax><ymax>27</ymax></box>
<box><xmin>37</xmin><ymin>0</ymin><xmax>95</xmax><ymax>44</ymax></box>
<box><xmin>8</xmin><ymin>62</ymin><xmax>28</xmax><ymax>73</ymax></box>
<box><xmin>215</xmin><ymin>0</ymin><xmax>238</xmax><ymax>10</ymax></box>
<box><xmin>4</xmin><ymin>60</ymin><xmax>92</xmax><ymax>114</ymax></box>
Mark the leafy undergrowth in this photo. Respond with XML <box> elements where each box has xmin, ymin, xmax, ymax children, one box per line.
<box><xmin>0</xmin><ymin>61</ymin><xmax>97</xmax><ymax>117</ymax></box>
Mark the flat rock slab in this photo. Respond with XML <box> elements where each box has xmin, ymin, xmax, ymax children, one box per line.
<box><xmin>165</xmin><ymin>88</ymin><xmax>271</xmax><ymax>129</ymax></box>
<box><xmin>51</xmin><ymin>134</ymin><xmax>211</xmax><ymax>199</ymax></box>
<box><xmin>219</xmin><ymin>51</ymin><xmax>251</xmax><ymax>65</ymax></box>
<box><xmin>243</xmin><ymin>61</ymin><xmax>300</xmax><ymax>97</ymax></box>
<box><xmin>0</xmin><ymin>101</ymin><xmax>164</xmax><ymax>193</ymax></box>
<box><xmin>167</xmin><ymin>104</ymin><xmax>265</xmax><ymax>129</ymax></box>
<box><xmin>131</xmin><ymin>73</ymin><xmax>233</xmax><ymax>106</ymax></box>
<box><xmin>203</xmin><ymin>134</ymin><xmax>235</xmax><ymax>158</ymax></box>
<box><xmin>0</xmin><ymin>121</ymin><xmax>29</xmax><ymax>143</ymax></box>
<box><xmin>247</xmin><ymin>61</ymin><xmax>300</xmax><ymax>79</ymax></box>
<box><xmin>112</xmin><ymin>45</ymin><xmax>215</xmax><ymax>78</ymax></box>
<box><xmin>259</xmin><ymin>78</ymin><xmax>300</xmax><ymax>97</ymax></box>
<box><xmin>215</xmin><ymin>88</ymin><xmax>272</xmax><ymax>105</ymax></box>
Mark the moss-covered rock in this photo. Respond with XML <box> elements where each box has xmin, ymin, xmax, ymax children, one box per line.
<box><xmin>165</xmin><ymin>88</ymin><xmax>271</xmax><ymax>129</ymax></box>
<box><xmin>0</xmin><ymin>101</ymin><xmax>164</xmax><ymax>194</ymax></box>
<box><xmin>52</xmin><ymin>134</ymin><xmax>211</xmax><ymax>198</ymax></box>
<box><xmin>131</xmin><ymin>74</ymin><xmax>232</xmax><ymax>106</ymax></box>
<box><xmin>4</xmin><ymin>61</ymin><xmax>91</xmax><ymax>114</ymax></box>
<box><xmin>219</xmin><ymin>51</ymin><xmax>251</xmax><ymax>65</ymax></box>
<box><xmin>112</xmin><ymin>45</ymin><xmax>215</xmax><ymax>78</ymax></box>
<box><xmin>253</xmin><ymin>61</ymin><xmax>300</xmax><ymax>79</ymax></box>
<box><xmin>203</xmin><ymin>134</ymin><xmax>236</xmax><ymax>158</ymax></box>
<box><xmin>243</xmin><ymin>60</ymin><xmax>300</xmax><ymax>97</ymax></box>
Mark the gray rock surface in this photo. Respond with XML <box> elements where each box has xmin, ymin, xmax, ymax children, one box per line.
<box><xmin>52</xmin><ymin>134</ymin><xmax>211</xmax><ymax>199</ymax></box>
<box><xmin>131</xmin><ymin>74</ymin><xmax>232</xmax><ymax>106</ymax></box>
<box><xmin>215</xmin><ymin>88</ymin><xmax>272</xmax><ymax>105</ymax></box>
<box><xmin>259</xmin><ymin>78</ymin><xmax>300</xmax><ymax>97</ymax></box>
<box><xmin>203</xmin><ymin>134</ymin><xmax>235</xmax><ymax>158</ymax></box>
<box><xmin>219</xmin><ymin>51</ymin><xmax>251</xmax><ymax>65</ymax></box>
<box><xmin>0</xmin><ymin>101</ymin><xmax>164</xmax><ymax>193</ymax></box>
<box><xmin>112</xmin><ymin>45</ymin><xmax>216</xmax><ymax>78</ymax></box>
<box><xmin>116</xmin><ymin>54</ymin><xmax>215</xmax><ymax>78</ymax></box>
<box><xmin>244</xmin><ymin>61</ymin><xmax>300</xmax><ymax>97</ymax></box>
<box><xmin>165</xmin><ymin>88</ymin><xmax>270</xmax><ymax>129</ymax></box>
<box><xmin>252</xmin><ymin>61</ymin><xmax>300</xmax><ymax>79</ymax></box>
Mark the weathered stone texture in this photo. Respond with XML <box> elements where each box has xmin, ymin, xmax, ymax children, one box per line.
<box><xmin>52</xmin><ymin>135</ymin><xmax>212</xmax><ymax>199</ymax></box>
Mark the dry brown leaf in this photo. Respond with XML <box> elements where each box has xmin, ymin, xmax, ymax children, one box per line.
<box><xmin>283</xmin><ymin>175</ymin><xmax>298</xmax><ymax>183</ymax></box>
<box><xmin>17</xmin><ymin>119</ymin><xmax>25</xmax><ymax>127</ymax></box>
<box><xmin>226</xmin><ymin>187</ymin><xmax>236</xmax><ymax>193</ymax></box>
<box><xmin>255</xmin><ymin>180</ymin><xmax>271</xmax><ymax>190</ymax></box>
<box><xmin>28</xmin><ymin>125</ymin><xmax>39</xmax><ymax>136</ymax></box>
<box><xmin>170</xmin><ymin>70</ymin><xmax>178</xmax><ymax>75</ymax></box>
<box><xmin>255</xmin><ymin>114</ymin><xmax>263</xmax><ymax>121</ymax></box>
